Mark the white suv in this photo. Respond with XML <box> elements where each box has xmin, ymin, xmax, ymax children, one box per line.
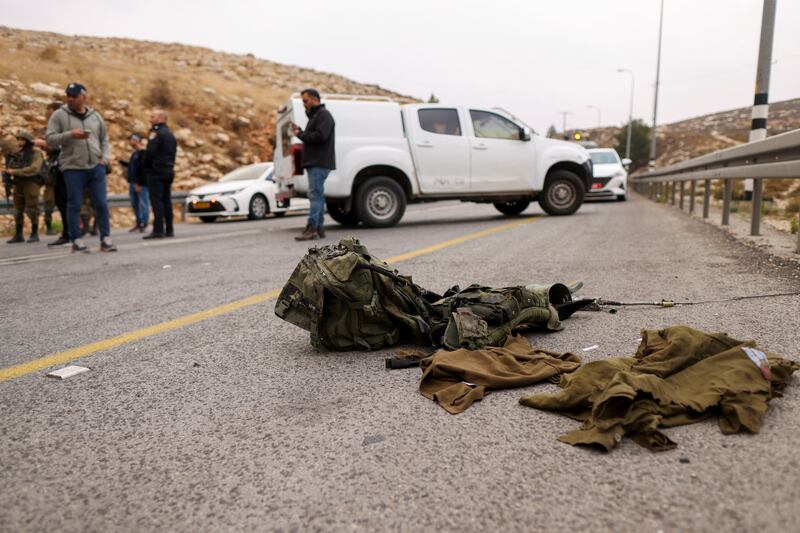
<box><xmin>586</xmin><ymin>148</ymin><xmax>630</xmax><ymax>201</ymax></box>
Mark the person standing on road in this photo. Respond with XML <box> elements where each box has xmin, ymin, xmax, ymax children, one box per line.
<box><xmin>45</xmin><ymin>82</ymin><xmax>116</xmax><ymax>253</ymax></box>
<box><xmin>119</xmin><ymin>133</ymin><xmax>149</xmax><ymax>233</ymax></box>
<box><xmin>4</xmin><ymin>130</ymin><xmax>44</xmax><ymax>243</ymax></box>
<box><xmin>36</xmin><ymin>101</ymin><xmax>71</xmax><ymax>246</ymax></box>
<box><xmin>292</xmin><ymin>88</ymin><xmax>335</xmax><ymax>241</ymax></box>
<box><xmin>143</xmin><ymin>109</ymin><xmax>176</xmax><ymax>240</ymax></box>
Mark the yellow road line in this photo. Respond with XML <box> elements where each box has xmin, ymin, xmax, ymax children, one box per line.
<box><xmin>0</xmin><ymin>217</ymin><xmax>538</xmax><ymax>383</ymax></box>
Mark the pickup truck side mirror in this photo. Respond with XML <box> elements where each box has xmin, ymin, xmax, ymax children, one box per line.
<box><xmin>621</xmin><ymin>158</ymin><xmax>632</xmax><ymax>167</ymax></box>
<box><xmin>520</xmin><ymin>127</ymin><xmax>531</xmax><ymax>141</ymax></box>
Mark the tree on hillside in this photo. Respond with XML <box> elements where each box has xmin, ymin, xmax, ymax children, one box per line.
<box><xmin>427</xmin><ymin>93</ymin><xmax>439</xmax><ymax>103</ymax></box>
<box><xmin>615</xmin><ymin>119</ymin><xmax>650</xmax><ymax>171</ymax></box>
<box><xmin>546</xmin><ymin>124</ymin><xmax>557</xmax><ymax>138</ymax></box>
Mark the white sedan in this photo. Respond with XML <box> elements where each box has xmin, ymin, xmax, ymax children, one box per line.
<box><xmin>186</xmin><ymin>163</ymin><xmax>309</xmax><ymax>223</ymax></box>
<box><xmin>586</xmin><ymin>148</ymin><xmax>631</xmax><ymax>202</ymax></box>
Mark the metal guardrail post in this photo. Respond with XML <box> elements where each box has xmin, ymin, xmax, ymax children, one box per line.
<box><xmin>670</xmin><ymin>181</ymin><xmax>676</xmax><ymax>205</ymax></box>
<box><xmin>679</xmin><ymin>181</ymin><xmax>685</xmax><ymax>210</ymax></box>
<box><xmin>703</xmin><ymin>179</ymin><xmax>711</xmax><ymax>219</ymax></box>
<box><xmin>751</xmin><ymin>178</ymin><xmax>763</xmax><ymax>236</ymax></box>
<box><xmin>689</xmin><ymin>180</ymin><xmax>696</xmax><ymax>214</ymax></box>
<box><xmin>722</xmin><ymin>179</ymin><xmax>733</xmax><ymax>225</ymax></box>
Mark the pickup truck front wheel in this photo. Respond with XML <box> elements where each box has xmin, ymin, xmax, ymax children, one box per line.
<box><xmin>326</xmin><ymin>201</ymin><xmax>360</xmax><ymax>226</ymax></box>
<box><xmin>355</xmin><ymin>177</ymin><xmax>406</xmax><ymax>228</ymax></box>
<box><xmin>538</xmin><ymin>170</ymin><xmax>585</xmax><ymax>216</ymax></box>
<box><xmin>493</xmin><ymin>199</ymin><xmax>530</xmax><ymax>216</ymax></box>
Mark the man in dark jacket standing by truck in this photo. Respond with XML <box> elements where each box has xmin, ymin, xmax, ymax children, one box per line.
<box><xmin>292</xmin><ymin>88</ymin><xmax>335</xmax><ymax>241</ymax></box>
<box><xmin>143</xmin><ymin>109</ymin><xmax>176</xmax><ymax>239</ymax></box>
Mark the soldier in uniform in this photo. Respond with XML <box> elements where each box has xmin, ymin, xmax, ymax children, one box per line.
<box><xmin>4</xmin><ymin>130</ymin><xmax>44</xmax><ymax>243</ymax></box>
<box><xmin>35</xmin><ymin>101</ymin><xmax>68</xmax><ymax>243</ymax></box>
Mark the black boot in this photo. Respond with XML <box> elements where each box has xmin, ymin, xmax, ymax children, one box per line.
<box><xmin>27</xmin><ymin>223</ymin><xmax>40</xmax><ymax>243</ymax></box>
<box><xmin>45</xmin><ymin>218</ymin><xmax>56</xmax><ymax>235</ymax></box>
<box><xmin>7</xmin><ymin>224</ymin><xmax>24</xmax><ymax>244</ymax></box>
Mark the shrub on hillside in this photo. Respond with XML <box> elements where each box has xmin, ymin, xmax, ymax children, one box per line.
<box><xmin>39</xmin><ymin>46</ymin><xmax>59</xmax><ymax>61</ymax></box>
<box><xmin>146</xmin><ymin>79</ymin><xmax>174</xmax><ymax>108</ymax></box>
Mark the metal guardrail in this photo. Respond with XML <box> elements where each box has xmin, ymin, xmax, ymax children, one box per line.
<box><xmin>0</xmin><ymin>191</ymin><xmax>188</xmax><ymax>217</ymax></box>
<box><xmin>631</xmin><ymin>128</ymin><xmax>800</xmax><ymax>252</ymax></box>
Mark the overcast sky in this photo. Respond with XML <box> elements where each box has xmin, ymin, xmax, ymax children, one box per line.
<box><xmin>3</xmin><ymin>0</ymin><xmax>799</xmax><ymax>133</ymax></box>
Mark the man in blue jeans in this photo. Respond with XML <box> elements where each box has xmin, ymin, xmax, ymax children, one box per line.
<box><xmin>45</xmin><ymin>82</ymin><xmax>116</xmax><ymax>253</ymax></box>
<box><xmin>292</xmin><ymin>88</ymin><xmax>335</xmax><ymax>241</ymax></box>
<box><xmin>119</xmin><ymin>133</ymin><xmax>148</xmax><ymax>232</ymax></box>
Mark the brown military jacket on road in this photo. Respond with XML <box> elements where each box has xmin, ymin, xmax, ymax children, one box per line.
<box><xmin>520</xmin><ymin>325</ymin><xmax>799</xmax><ymax>452</ymax></box>
<box><xmin>420</xmin><ymin>334</ymin><xmax>582</xmax><ymax>414</ymax></box>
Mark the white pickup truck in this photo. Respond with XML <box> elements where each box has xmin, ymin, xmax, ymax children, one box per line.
<box><xmin>274</xmin><ymin>95</ymin><xmax>593</xmax><ymax>227</ymax></box>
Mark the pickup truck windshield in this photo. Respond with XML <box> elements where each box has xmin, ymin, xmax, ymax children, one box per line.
<box><xmin>470</xmin><ymin>110</ymin><xmax>520</xmax><ymax>140</ymax></box>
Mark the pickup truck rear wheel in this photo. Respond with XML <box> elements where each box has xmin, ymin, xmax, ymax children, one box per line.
<box><xmin>355</xmin><ymin>177</ymin><xmax>406</xmax><ymax>228</ymax></box>
<box><xmin>538</xmin><ymin>170</ymin><xmax>585</xmax><ymax>216</ymax></box>
<box><xmin>326</xmin><ymin>201</ymin><xmax>360</xmax><ymax>226</ymax></box>
<box><xmin>493</xmin><ymin>199</ymin><xmax>530</xmax><ymax>216</ymax></box>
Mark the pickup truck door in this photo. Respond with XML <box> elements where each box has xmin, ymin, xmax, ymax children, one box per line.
<box><xmin>468</xmin><ymin>109</ymin><xmax>534</xmax><ymax>192</ymax></box>
<box><xmin>407</xmin><ymin>107</ymin><xmax>470</xmax><ymax>193</ymax></box>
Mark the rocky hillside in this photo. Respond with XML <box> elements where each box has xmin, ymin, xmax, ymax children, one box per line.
<box><xmin>575</xmin><ymin>98</ymin><xmax>800</xmax><ymax>167</ymax></box>
<box><xmin>0</xmin><ymin>26</ymin><xmax>414</xmax><ymax>197</ymax></box>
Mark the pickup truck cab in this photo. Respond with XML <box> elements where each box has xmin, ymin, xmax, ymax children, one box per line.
<box><xmin>275</xmin><ymin>95</ymin><xmax>592</xmax><ymax>227</ymax></box>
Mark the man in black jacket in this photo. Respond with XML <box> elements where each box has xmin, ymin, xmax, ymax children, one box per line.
<box><xmin>142</xmin><ymin>109</ymin><xmax>176</xmax><ymax>239</ymax></box>
<box><xmin>292</xmin><ymin>88</ymin><xmax>335</xmax><ymax>241</ymax></box>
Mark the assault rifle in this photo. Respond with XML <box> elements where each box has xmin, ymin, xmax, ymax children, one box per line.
<box><xmin>2</xmin><ymin>170</ymin><xmax>11</xmax><ymax>200</ymax></box>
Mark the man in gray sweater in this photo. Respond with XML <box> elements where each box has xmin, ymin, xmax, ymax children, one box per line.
<box><xmin>45</xmin><ymin>82</ymin><xmax>116</xmax><ymax>253</ymax></box>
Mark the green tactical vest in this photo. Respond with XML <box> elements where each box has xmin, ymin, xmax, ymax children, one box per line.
<box><xmin>275</xmin><ymin>238</ymin><xmax>589</xmax><ymax>351</ymax></box>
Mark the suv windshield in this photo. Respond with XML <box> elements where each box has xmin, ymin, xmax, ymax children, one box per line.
<box><xmin>220</xmin><ymin>165</ymin><xmax>270</xmax><ymax>182</ymax></box>
<box><xmin>589</xmin><ymin>151</ymin><xmax>619</xmax><ymax>165</ymax></box>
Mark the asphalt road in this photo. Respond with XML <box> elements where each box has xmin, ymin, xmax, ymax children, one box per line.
<box><xmin>1</xmin><ymin>195</ymin><xmax>798</xmax><ymax>532</ymax></box>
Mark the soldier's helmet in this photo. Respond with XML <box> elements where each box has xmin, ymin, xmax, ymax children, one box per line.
<box><xmin>15</xmin><ymin>130</ymin><xmax>34</xmax><ymax>143</ymax></box>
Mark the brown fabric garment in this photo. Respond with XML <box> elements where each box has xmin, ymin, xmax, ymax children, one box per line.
<box><xmin>520</xmin><ymin>325</ymin><xmax>799</xmax><ymax>452</ymax></box>
<box><xmin>419</xmin><ymin>334</ymin><xmax>581</xmax><ymax>414</ymax></box>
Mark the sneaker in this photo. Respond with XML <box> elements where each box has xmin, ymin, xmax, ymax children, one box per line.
<box><xmin>48</xmin><ymin>235</ymin><xmax>70</xmax><ymax>247</ymax></box>
<box><xmin>71</xmin><ymin>239</ymin><xmax>90</xmax><ymax>253</ymax></box>
<box><xmin>128</xmin><ymin>225</ymin><xmax>141</xmax><ymax>233</ymax></box>
<box><xmin>143</xmin><ymin>232</ymin><xmax>164</xmax><ymax>240</ymax></box>
<box><xmin>26</xmin><ymin>233</ymin><xmax>40</xmax><ymax>243</ymax></box>
<box><xmin>100</xmin><ymin>237</ymin><xmax>117</xmax><ymax>252</ymax></box>
<box><xmin>165</xmin><ymin>231</ymin><xmax>175</xmax><ymax>238</ymax></box>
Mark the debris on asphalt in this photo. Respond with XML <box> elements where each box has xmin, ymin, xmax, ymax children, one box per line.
<box><xmin>419</xmin><ymin>334</ymin><xmax>581</xmax><ymax>414</ymax></box>
<box><xmin>362</xmin><ymin>435</ymin><xmax>386</xmax><ymax>446</ymax></box>
<box><xmin>162</xmin><ymin>265</ymin><xmax>172</xmax><ymax>269</ymax></box>
<box><xmin>275</xmin><ymin>238</ymin><xmax>593</xmax><ymax>351</ymax></box>
<box><xmin>46</xmin><ymin>365</ymin><xmax>90</xmax><ymax>380</ymax></box>
<box><xmin>519</xmin><ymin>326</ymin><xmax>799</xmax><ymax>452</ymax></box>
<box><xmin>582</xmin><ymin>345</ymin><xmax>599</xmax><ymax>352</ymax></box>
<box><xmin>679</xmin><ymin>457</ymin><xmax>691</xmax><ymax>464</ymax></box>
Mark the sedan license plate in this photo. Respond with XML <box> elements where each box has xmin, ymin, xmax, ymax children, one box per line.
<box><xmin>195</xmin><ymin>201</ymin><xmax>211</xmax><ymax>209</ymax></box>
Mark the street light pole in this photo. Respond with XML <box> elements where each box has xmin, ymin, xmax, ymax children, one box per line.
<box><xmin>587</xmin><ymin>105</ymin><xmax>601</xmax><ymax>129</ymax></box>
<box><xmin>617</xmin><ymin>68</ymin><xmax>635</xmax><ymax>159</ymax></box>
<box><xmin>557</xmin><ymin>111</ymin><xmax>572</xmax><ymax>138</ymax></box>
<box><xmin>649</xmin><ymin>0</ymin><xmax>665</xmax><ymax>169</ymax></box>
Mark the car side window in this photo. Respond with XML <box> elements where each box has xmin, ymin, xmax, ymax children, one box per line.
<box><xmin>418</xmin><ymin>109</ymin><xmax>462</xmax><ymax>136</ymax></box>
<box><xmin>470</xmin><ymin>110</ymin><xmax>521</xmax><ymax>140</ymax></box>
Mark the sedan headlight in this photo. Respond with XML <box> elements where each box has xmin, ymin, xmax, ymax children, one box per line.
<box><xmin>218</xmin><ymin>189</ymin><xmax>245</xmax><ymax>196</ymax></box>
<box><xmin>613</xmin><ymin>170</ymin><xmax>626</xmax><ymax>178</ymax></box>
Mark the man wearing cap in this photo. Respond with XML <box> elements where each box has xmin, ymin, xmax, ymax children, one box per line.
<box><xmin>4</xmin><ymin>130</ymin><xmax>44</xmax><ymax>243</ymax></box>
<box><xmin>119</xmin><ymin>133</ymin><xmax>148</xmax><ymax>232</ymax></box>
<box><xmin>142</xmin><ymin>109</ymin><xmax>177</xmax><ymax>239</ymax></box>
<box><xmin>45</xmin><ymin>82</ymin><xmax>116</xmax><ymax>252</ymax></box>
